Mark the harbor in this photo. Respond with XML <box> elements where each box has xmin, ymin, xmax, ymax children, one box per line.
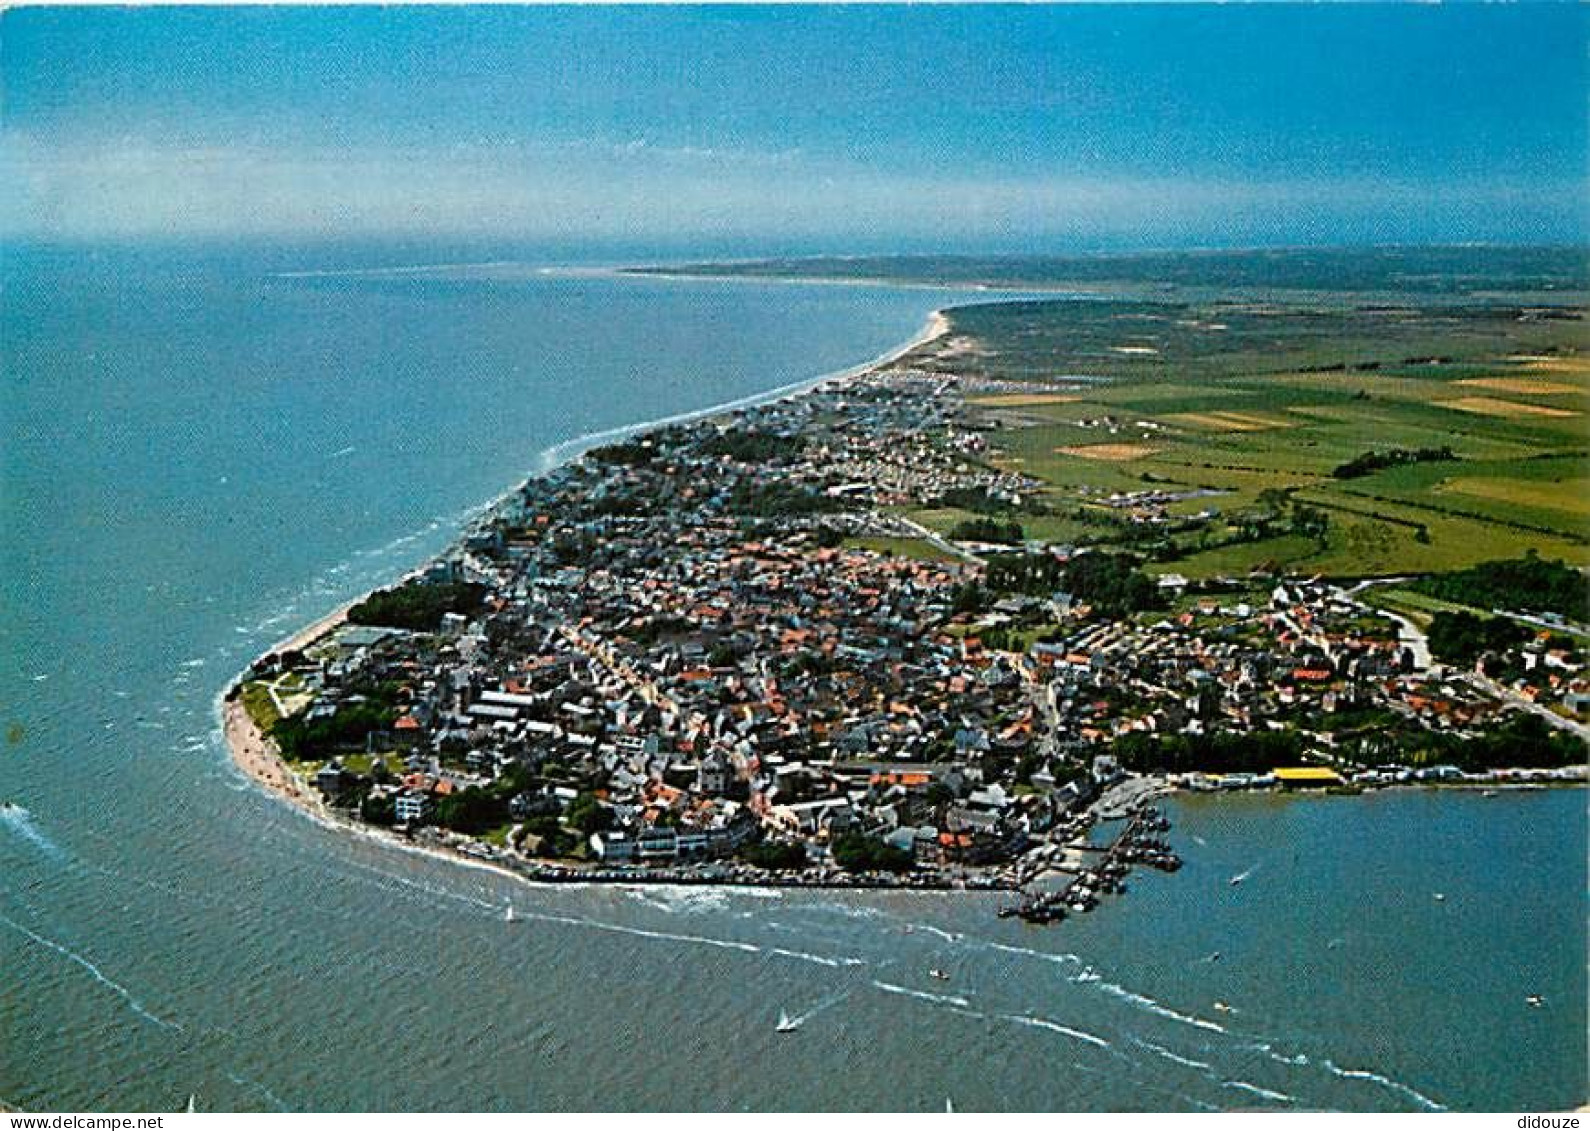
<box><xmin>1003</xmin><ymin>802</ymin><xmax>1182</xmax><ymax>925</ymax></box>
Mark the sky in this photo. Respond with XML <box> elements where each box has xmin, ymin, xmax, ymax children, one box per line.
<box><xmin>3</xmin><ymin>4</ymin><xmax>1586</xmax><ymax>254</ymax></box>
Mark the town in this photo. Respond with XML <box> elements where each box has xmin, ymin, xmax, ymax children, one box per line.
<box><xmin>228</xmin><ymin>357</ymin><xmax>1588</xmax><ymax>916</ymax></box>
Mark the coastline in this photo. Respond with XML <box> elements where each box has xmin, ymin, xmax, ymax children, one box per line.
<box><xmin>216</xmin><ymin>299</ymin><xmax>1583</xmax><ymax>898</ymax></box>
<box><xmin>218</xmin><ymin>309</ymin><xmax>960</xmax><ymax>891</ymax></box>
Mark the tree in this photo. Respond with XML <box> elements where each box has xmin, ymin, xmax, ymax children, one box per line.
<box><xmin>348</xmin><ymin>580</ymin><xmax>487</xmax><ymax>632</ymax></box>
<box><xmin>831</xmin><ymin>833</ymin><xmax>914</xmax><ymax>873</ymax></box>
<box><xmin>1413</xmin><ymin>554</ymin><xmax>1588</xmax><ymax>621</ymax></box>
<box><xmin>743</xmin><ymin>841</ymin><xmax>808</xmax><ymax>870</ymax></box>
<box><xmin>360</xmin><ymin>792</ymin><xmax>396</xmax><ymax>827</ymax></box>
<box><xmin>564</xmin><ymin>792</ymin><xmax>612</xmax><ymax>836</ymax></box>
<box><xmin>1426</xmin><ymin>610</ymin><xmax>1529</xmax><ymax>666</ymax></box>
<box><xmin>435</xmin><ymin>786</ymin><xmax>507</xmax><ymax>835</ymax></box>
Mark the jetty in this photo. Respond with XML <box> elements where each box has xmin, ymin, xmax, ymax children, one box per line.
<box><xmin>1001</xmin><ymin>806</ymin><xmax>1180</xmax><ymax>925</ymax></box>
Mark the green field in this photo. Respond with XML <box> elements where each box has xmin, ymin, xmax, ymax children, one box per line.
<box><xmin>906</xmin><ymin>293</ymin><xmax>1589</xmax><ymax>579</ymax></box>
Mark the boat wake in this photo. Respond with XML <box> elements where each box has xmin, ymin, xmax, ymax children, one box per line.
<box><xmin>0</xmin><ymin>804</ymin><xmax>69</xmax><ymax>864</ymax></box>
<box><xmin>0</xmin><ymin>911</ymin><xmax>182</xmax><ymax>1033</ymax></box>
<box><xmin>783</xmin><ymin>988</ymin><xmax>854</xmax><ymax>1030</ymax></box>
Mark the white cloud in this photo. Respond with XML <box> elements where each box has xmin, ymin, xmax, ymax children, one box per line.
<box><xmin>3</xmin><ymin>132</ymin><xmax>1576</xmax><ymax>246</ymax></box>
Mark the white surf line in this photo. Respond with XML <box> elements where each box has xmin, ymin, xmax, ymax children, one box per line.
<box><xmin>1247</xmin><ymin>1042</ymin><xmax>1311</xmax><ymax>1068</ymax></box>
<box><xmin>767</xmin><ymin>947</ymin><xmax>867</xmax><ymax>969</ymax></box>
<box><xmin>1000</xmin><ymin>1013</ymin><xmax>1113</xmax><ymax>1050</ymax></box>
<box><xmin>1132</xmin><ymin>1037</ymin><xmax>1213</xmax><ymax>1071</ymax></box>
<box><xmin>986</xmin><ymin>940</ymin><xmax>1085</xmax><ymax>969</ymax></box>
<box><xmin>870</xmin><ymin>980</ymin><xmax>971</xmax><ymax>1010</ymax></box>
<box><xmin>224</xmin><ymin>1070</ymin><xmax>289</xmax><ymax>1113</ymax></box>
<box><xmin>270</xmin><ymin>260</ymin><xmax>526</xmax><ymax>280</ymax></box>
<box><xmin>338</xmin><ymin>856</ymin><xmax>859</xmax><ymax>967</ymax></box>
<box><xmin>1222</xmin><ymin>1079</ymin><xmax>1295</xmax><ymax>1105</ymax></box>
<box><xmin>503</xmin><ymin>905</ymin><xmax>762</xmax><ymax>957</ymax></box>
<box><xmin>1096</xmin><ymin>980</ymin><xmax>1227</xmax><ymax>1034</ymax></box>
<box><xmin>1321</xmin><ymin>1060</ymin><xmax>1447</xmax><ymax>1112</ymax></box>
<box><xmin>0</xmin><ymin>912</ymin><xmax>182</xmax><ymax>1033</ymax></box>
<box><xmin>903</xmin><ymin>922</ymin><xmax>961</xmax><ymax>944</ymax></box>
<box><xmin>526</xmin><ymin>308</ymin><xmax>948</xmax><ymax>479</ymax></box>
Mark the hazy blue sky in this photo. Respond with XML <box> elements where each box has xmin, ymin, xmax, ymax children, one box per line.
<box><xmin>4</xmin><ymin>5</ymin><xmax>1585</xmax><ymax>253</ymax></box>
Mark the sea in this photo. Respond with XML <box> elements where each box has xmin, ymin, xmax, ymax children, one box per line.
<box><xmin>2</xmin><ymin>243</ymin><xmax>1585</xmax><ymax>1112</ymax></box>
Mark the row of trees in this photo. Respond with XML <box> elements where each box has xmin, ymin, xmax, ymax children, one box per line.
<box><xmin>273</xmin><ymin>700</ymin><xmax>396</xmax><ymax>762</ymax></box>
<box><xmin>830</xmin><ymin>832</ymin><xmax>914</xmax><ymax>873</ymax></box>
<box><xmin>1381</xmin><ymin>712</ymin><xmax>1581</xmax><ymax>771</ymax></box>
<box><xmin>1111</xmin><ymin>730</ymin><xmax>1304</xmax><ymax>775</ymax></box>
<box><xmin>700</xmin><ymin>429</ymin><xmax>804</xmax><ymax>463</ymax></box>
<box><xmin>1426</xmin><ymin>610</ymin><xmax>1530</xmax><ymax>666</ymax></box>
<box><xmin>1332</xmin><ymin>446</ymin><xmax>1457</xmax><ymax>480</ymax></box>
<box><xmin>1413</xmin><ymin>553</ymin><xmax>1588</xmax><ymax>621</ymax></box>
<box><xmin>347</xmin><ymin>580</ymin><xmax>487</xmax><ymax>632</ymax></box>
<box><xmin>947</xmin><ymin>517</ymin><xmax>1025</xmax><ymax>544</ymax></box>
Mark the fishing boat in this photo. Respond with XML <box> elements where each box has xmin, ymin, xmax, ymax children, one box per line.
<box><xmin>929</xmin><ymin>968</ymin><xmax>950</xmax><ymax>982</ymax></box>
<box><xmin>776</xmin><ymin>1010</ymin><xmax>801</xmax><ymax>1033</ymax></box>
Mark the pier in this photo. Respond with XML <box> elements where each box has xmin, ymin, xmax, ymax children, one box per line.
<box><xmin>1001</xmin><ymin>806</ymin><xmax>1180</xmax><ymax>925</ymax></box>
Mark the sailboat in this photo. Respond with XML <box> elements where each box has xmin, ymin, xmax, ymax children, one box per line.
<box><xmin>776</xmin><ymin>1010</ymin><xmax>802</xmax><ymax>1034</ymax></box>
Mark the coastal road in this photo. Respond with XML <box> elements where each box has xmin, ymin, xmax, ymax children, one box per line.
<box><xmin>1461</xmin><ymin>672</ymin><xmax>1590</xmax><ymax>742</ymax></box>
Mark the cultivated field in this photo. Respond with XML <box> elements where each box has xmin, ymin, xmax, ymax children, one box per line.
<box><xmin>891</xmin><ymin>282</ymin><xmax>1589</xmax><ymax>580</ymax></box>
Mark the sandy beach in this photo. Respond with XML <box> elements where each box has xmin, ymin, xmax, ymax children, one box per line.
<box><xmin>212</xmin><ymin>308</ymin><xmax>977</xmax><ymax>885</ymax></box>
<box><xmin>220</xmin><ymin>598</ymin><xmax>356</xmax><ymax>815</ymax></box>
<box><xmin>222</xmin><ymin>697</ymin><xmax>326</xmax><ymax>817</ymax></box>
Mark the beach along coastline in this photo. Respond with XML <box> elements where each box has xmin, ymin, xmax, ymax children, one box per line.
<box><xmin>217</xmin><ymin>308</ymin><xmax>960</xmax><ymax>889</ymax></box>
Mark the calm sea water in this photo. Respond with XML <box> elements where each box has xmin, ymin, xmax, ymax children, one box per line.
<box><xmin>2</xmin><ymin>246</ymin><xmax>1585</xmax><ymax>1112</ymax></box>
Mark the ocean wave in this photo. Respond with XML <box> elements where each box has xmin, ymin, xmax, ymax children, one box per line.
<box><xmin>1248</xmin><ymin>1042</ymin><xmax>1310</xmax><ymax>1068</ymax></box>
<box><xmin>768</xmin><ymin>947</ymin><xmax>866</xmax><ymax>969</ymax></box>
<box><xmin>905</xmin><ymin>922</ymin><xmax>961</xmax><ymax>944</ymax></box>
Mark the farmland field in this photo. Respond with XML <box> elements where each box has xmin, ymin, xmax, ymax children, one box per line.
<box><xmin>885</xmin><ymin>271</ymin><xmax>1589</xmax><ymax>580</ymax></box>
